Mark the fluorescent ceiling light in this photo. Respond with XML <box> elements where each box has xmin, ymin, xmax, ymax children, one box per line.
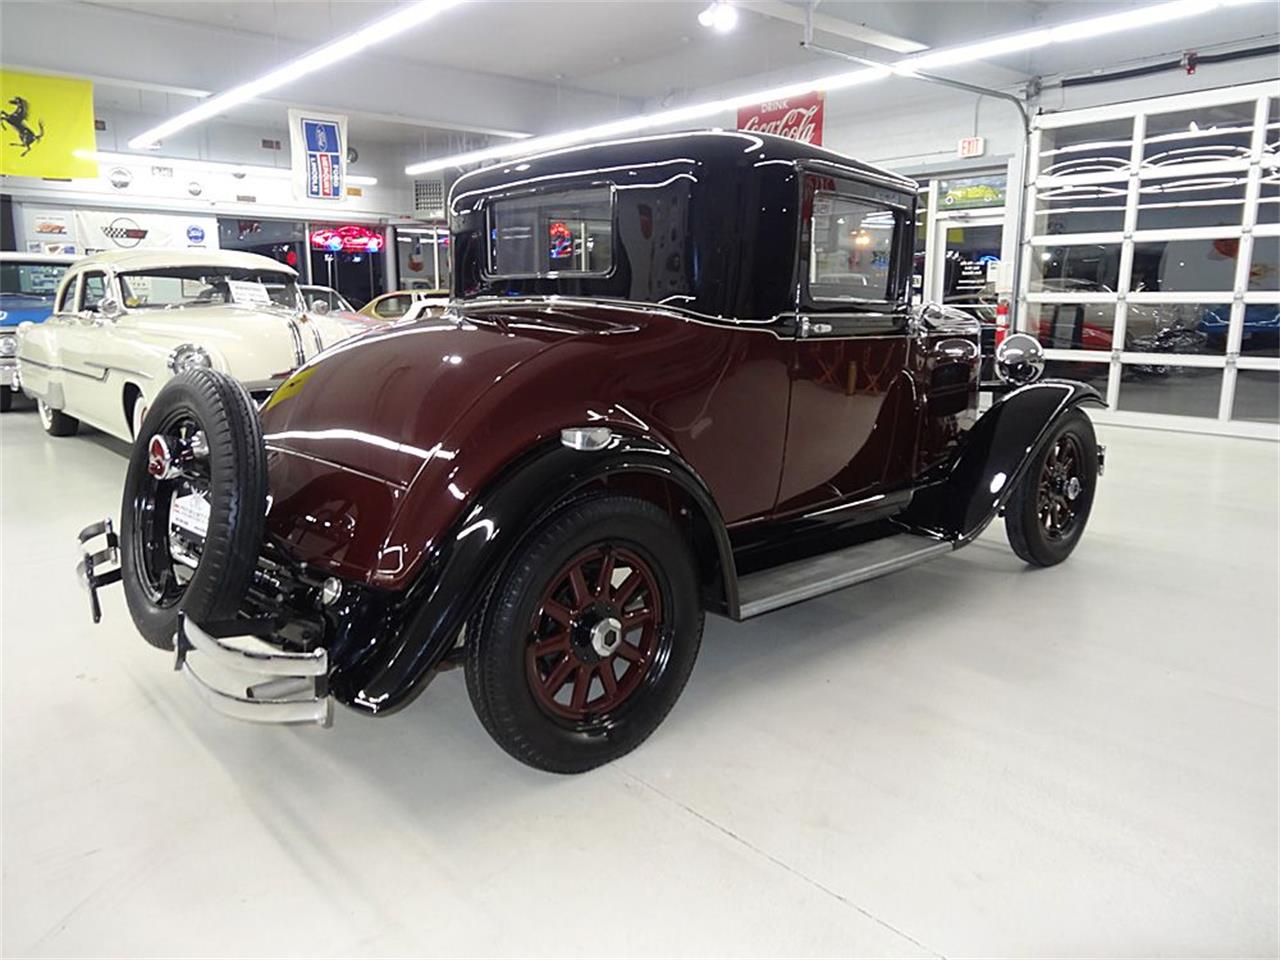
<box><xmin>406</xmin><ymin>0</ymin><xmax>1253</xmax><ymax>176</ymax></box>
<box><xmin>80</xmin><ymin>150</ymin><xmax>378</xmax><ymax>185</ymax></box>
<box><xmin>128</xmin><ymin>0</ymin><xmax>469</xmax><ymax>149</ymax></box>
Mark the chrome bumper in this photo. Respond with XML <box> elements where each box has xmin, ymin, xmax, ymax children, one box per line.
<box><xmin>175</xmin><ymin>614</ymin><xmax>333</xmax><ymax>726</ymax></box>
<box><xmin>76</xmin><ymin>519</ymin><xmax>122</xmax><ymax>623</ymax></box>
<box><xmin>0</xmin><ymin>358</ymin><xmax>17</xmax><ymax>388</ymax></box>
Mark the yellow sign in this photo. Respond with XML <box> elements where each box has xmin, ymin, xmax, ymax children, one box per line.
<box><xmin>0</xmin><ymin>70</ymin><xmax>98</xmax><ymax>179</ymax></box>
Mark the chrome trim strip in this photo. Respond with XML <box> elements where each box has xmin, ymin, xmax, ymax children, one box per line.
<box><xmin>285</xmin><ymin>319</ymin><xmax>306</xmax><ymax>367</ymax></box>
<box><xmin>179</xmin><ymin>662</ymin><xmax>332</xmax><ymax>725</ymax></box>
<box><xmin>181</xmin><ymin>618</ymin><xmax>328</xmax><ymax>676</ymax></box>
<box><xmin>20</xmin><ymin>356</ymin><xmax>153</xmax><ymax>381</ymax></box>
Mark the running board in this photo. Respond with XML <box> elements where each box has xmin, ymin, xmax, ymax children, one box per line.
<box><xmin>735</xmin><ymin>534</ymin><xmax>954</xmax><ymax>619</ymax></box>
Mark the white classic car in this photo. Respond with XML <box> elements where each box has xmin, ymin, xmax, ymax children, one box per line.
<box><xmin>17</xmin><ymin>249</ymin><xmax>366</xmax><ymax>441</ymax></box>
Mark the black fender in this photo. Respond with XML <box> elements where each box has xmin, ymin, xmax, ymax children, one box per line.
<box><xmin>328</xmin><ymin>433</ymin><xmax>736</xmax><ymax>715</ymax></box>
<box><xmin>901</xmin><ymin>379</ymin><xmax>1104</xmax><ymax>543</ymax></box>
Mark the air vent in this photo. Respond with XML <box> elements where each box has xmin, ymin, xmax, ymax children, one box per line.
<box><xmin>94</xmin><ymin>118</ymin><xmax>106</xmax><ymax>131</ymax></box>
<box><xmin>261</xmin><ymin>138</ymin><xmax>282</xmax><ymax>151</ymax></box>
<box><xmin>414</xmin><ymin>177</ymin><xmax>445</xmax><ymax>217</ymax></box>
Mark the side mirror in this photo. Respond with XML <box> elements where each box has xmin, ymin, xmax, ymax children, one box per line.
<box><xmin>995</xmin><ymin>333</ymin><xmax>1045</xmax><ymax>385</ymax></box>
<box><xmin>98</xmin><ymin>297</ymin><xmax>123</xmax><ymax>321</ymax></box>
<box><xmin>309</xmin><ymin>298</ymin><xmax>331</xmax><ymax>315</ymax></box>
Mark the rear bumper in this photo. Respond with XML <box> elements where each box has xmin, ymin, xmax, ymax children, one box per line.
<box><xmin>76</xmin><ymin>517</ymin><xmax>333</xmax><ymax>726</ymax></box>
<box><xmin>175</xmin><ymin>615</ymin><xmax>333</xmax><ymax>726</ymax></box>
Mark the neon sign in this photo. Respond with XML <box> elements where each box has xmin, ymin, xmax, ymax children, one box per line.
<box><xmin>310</xmin><ymin>224</ymin><xmax>384</xmax><ymax>253</ymax></box>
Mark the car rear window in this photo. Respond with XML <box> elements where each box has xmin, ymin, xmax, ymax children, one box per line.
<box><xmin>486</xmin><ymin>186</ymin><xmax>614</xmax><ymax>279</ymax></box>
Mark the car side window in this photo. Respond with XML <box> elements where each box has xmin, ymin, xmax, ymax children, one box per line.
<box><xmin>79</xmin><ymin>272</ymin><xmax>107</xmax><ymax>313</ymax></box>
<box><xmin>809</xmin><ymin>193</ymin><xmax>899</xmax><ymax>302</ymax></box>
<box><xmin>55</xmin><ymin>274</ymin><xmax>79</xmax><ymax>314</ymax></box>
<box><xmin>376</xmin><ymin>295</ymin><xmax>407</xmax><ymax>318</ymax></box>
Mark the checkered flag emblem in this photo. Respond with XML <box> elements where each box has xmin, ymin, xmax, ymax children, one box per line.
<box><xmin>102</xmin><ymin>225</ymin><xmax>146</xmax><ymax>240</ymax></box>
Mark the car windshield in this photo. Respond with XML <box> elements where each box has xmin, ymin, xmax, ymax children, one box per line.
<box><xmin>118</xmin><ymin>267</ymin><xmax>300</xmax><ymax>310</ymax></box>
<box><xmin>0</xmin><ymin>261</ymin><xmax>71</xmax><ymax>303</ymax></box>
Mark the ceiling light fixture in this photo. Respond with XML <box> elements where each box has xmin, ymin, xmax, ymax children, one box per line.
<box><xmin>128</xmin><ymin>0</ymin><xmax>469</xmax><ymax>149</ymax></box>
<box><xmin>698</xmin><ymin>1</ymin><xmax>738</xmax><ymax>34</ymax></box>
<box><xmin>406</xmin><ymin>0</ymin><xmax>1260</xmax><ymax>176</ymax></box>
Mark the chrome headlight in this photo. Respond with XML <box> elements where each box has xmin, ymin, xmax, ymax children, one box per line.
<box><xmin>995</xmin><ymin>333</ymin><xmax>1046</xmax><ymax>385</ymax></box>
<box><xmin>0</xmin><ymin>334</ymin><xmax>17</xmax><ymax>358</ymax></box>
<box><xmin>167</xmin><ymin>343</ymin><xmax>212</xmax><ymax>374</ymax></box>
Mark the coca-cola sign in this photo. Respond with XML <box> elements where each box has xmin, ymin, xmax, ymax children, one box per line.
<box><xmin>737</xmin><ymin>92</ymin><xmax>825</xmax><ymax>146</ymax></box>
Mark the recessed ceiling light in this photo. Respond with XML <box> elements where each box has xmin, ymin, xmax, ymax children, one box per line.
<box><xmin>698</xmin><ymin>1</ymin><xmax>738</xmax><ymax>34</ymax></box>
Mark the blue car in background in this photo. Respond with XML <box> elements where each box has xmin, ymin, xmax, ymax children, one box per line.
<box><xmin>1199</xmin><ymin>302</ymin><xmax>1280</xmax><ymax>352</ymax></box>
<box><xmin>0</xmin><ymin>252</ymin><xmax>78</xmax><ymax>412</ymax></box>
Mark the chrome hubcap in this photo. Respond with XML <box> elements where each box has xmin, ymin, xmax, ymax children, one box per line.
<box><xmin>590</xmin><ymin>616</ymin><xmax>624</xmax><ymax>658</ymax></box>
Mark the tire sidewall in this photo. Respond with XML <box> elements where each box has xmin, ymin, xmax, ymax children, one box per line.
<box><xmin>471</xmin><ymin>498</ymin><xmax>702</xmax><ymax>772</ymax></box>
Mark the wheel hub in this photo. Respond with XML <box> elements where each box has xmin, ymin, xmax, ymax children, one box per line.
<box><xmin>1066</xmin><ymin>476</ymin><xmax>1082</xmax><ymax>501</ymax></box>
<box><xmin>569</xmin><ymin>601</ymin><xmax>623</xmax><ymax>663</ymax></box>
<box><xmin>590</xmin><ymin>616</ymin><xmax>624</xmax><ymax>658</ymax></box>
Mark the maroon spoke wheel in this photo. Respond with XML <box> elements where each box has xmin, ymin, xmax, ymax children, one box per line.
<box><xmin>465</xmin><ymin>495</ymin><xmax>704</xmax><ymax>774</ymax></box>
<box><xmin>525</xmin><ymin>544</ymin><xmax>666</xmax><ymax>723</ymax></box>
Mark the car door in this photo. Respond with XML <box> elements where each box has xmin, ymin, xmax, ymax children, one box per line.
<box><xmin>774</xmin><ymin>171</ymin><xmax>918</xmax><ymax>517</ymax></box>
<box><xmin>57</xmin><ymin>269</ymin><xmax>112</xmax><ymax>416</ymax></box>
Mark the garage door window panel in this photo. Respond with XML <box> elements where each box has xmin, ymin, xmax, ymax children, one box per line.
<box><xmin>1141</xmin><ymin>101</ymin><xmax>1257</xmax><ymax>173</ymax></box>
<box><xmin>1232</xmin><ymin>369</ymin><xmax>1280</xmax><ymax>423</ymax></box>
<box><xmin>1030</xmin><ymin>243</ymin><xmax>1123</xmax><ymax>295</ymax></box>
<box><xmin>1116</xmin><ymin>366</ymin><xmax>1224</xmax><ymax>419</ymax></box>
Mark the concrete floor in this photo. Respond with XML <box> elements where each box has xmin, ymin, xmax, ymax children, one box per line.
<box><xmin>2</xmin><ymin>403</ymin><xmax>1277</xmax><ymax>958</ymax></box>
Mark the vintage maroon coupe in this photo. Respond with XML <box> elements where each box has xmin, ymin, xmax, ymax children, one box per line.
<box><xmin>79</xmin><ymin>131</ymin><xmax>1103</xmax><ymax>772</ymax></box>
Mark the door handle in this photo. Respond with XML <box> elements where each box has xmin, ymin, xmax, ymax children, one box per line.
<box><xmin>799</xmin><ymin>317</ymin><xmax>833</xmax><ymax>338</ymax></box>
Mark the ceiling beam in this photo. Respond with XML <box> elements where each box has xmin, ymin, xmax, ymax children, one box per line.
<box><xmin>743</xmin><ymin>0</ymin><xmax>929</xmax><ymax>54</ymax></box>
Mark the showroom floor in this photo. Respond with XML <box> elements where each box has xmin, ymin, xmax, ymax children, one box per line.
<box><xmin>2</xmin><ymin>404</ymin><xmax>1276</xmax><ymax>959</ymax></box>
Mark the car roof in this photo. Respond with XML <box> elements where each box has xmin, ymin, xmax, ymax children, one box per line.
<box><xmin>67</xmin><ymin>248</ymin><xmax>297</xmax><ymax>276</ymax></box>
<box><xmin>453</xmin><ymin>129</ymin><xmax>917</xmax><ymax>200</ymax></box>
<box><xmin>0</xmin><ymin>252</ymin><xmax>80</xmax><ymax>264</ymax></box>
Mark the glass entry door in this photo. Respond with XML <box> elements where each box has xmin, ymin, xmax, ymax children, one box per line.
<box><xmin>926</xmin><ymin>213</ymin><xmax>1003</xmax><ymax>324</ymax></box>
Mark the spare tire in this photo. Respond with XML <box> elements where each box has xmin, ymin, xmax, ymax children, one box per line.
<box><xmin>120</xmin><ymin>368</ymin><xmax>267</xmax><ymax>650</ymax></box>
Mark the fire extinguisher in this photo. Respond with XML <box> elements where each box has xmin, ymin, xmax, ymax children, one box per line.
<box><xmin>994</xmin><ymin>299</ymin><xmax>1010</xmax><ymax>348</ymax></box>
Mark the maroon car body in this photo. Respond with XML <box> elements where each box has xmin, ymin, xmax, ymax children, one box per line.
<box><xmin>83</xmin><ymin>131</ymin><xmax>1103</xmax><ymax>770</ymax></box>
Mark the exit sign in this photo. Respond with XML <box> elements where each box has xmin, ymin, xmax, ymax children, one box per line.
<box><xmin>957</xmin><ymin>136</ymin><xmax>986</xmax><ymax>159</ymax></box>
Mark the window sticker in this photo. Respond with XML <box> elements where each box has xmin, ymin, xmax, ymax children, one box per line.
<box><xmin>226</xmin><ymin>279</ymin><xmax>273</xmax><ymax>307</ymax></box>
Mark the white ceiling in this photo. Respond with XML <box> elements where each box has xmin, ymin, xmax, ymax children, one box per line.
<box><xmin>79</xmin><ymin>1</ymin><xmax>1280</xmax><ymax>99</ymax></box>
<box><xmin>23</xmin><ymin>0</ymin><xmax>1280</xmax><ymax>151</ymax></box>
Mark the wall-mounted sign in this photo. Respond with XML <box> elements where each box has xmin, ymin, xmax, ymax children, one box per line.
<box><xmin>938</xmin><ymin>173</ymin><xmax>1007</xmax><ymax>209</ymax></box>
<box><xmin>72</xmin><ymin>209</ymin><xmax>219</xmax><ymax>253</ymax></box>
<box><xmin>957</xmin><ymin>136</ymin><xmax>986</xmax><ymax>159</ymax></box>
<box><xmin>289</xmin><ymin>107</ymin><xmax>347</xmax><ymax>202</ymax></box>
<box><xmin>737</xmin><ymin>91</ymin><xmax>825</xmax><ymax>145</ymax></box>
<box><xmin>309</xmin><ymin>224</ymin><xmax>383</xmax><ymax>253</ymax></box>
<box><xmin>0</xmin><ymin>70</ymin><xmax>99</xmax><ymax>180</ymax></box>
